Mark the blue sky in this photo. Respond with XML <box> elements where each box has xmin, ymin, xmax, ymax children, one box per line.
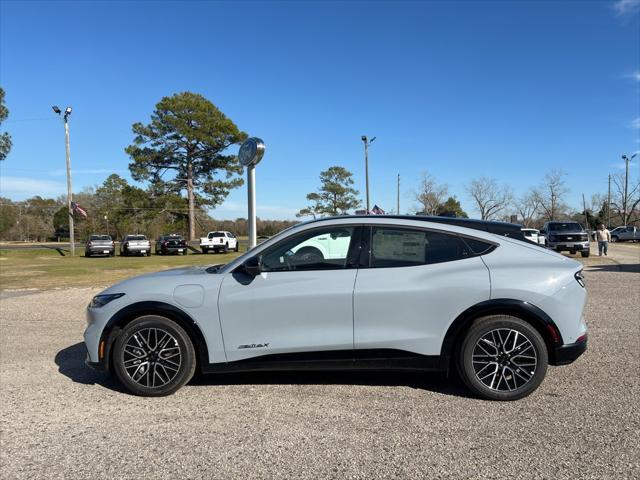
<box><xmin>1</xmin><ymin>0</ymin><xmax>639</xmax><ymax>219</ymax></box>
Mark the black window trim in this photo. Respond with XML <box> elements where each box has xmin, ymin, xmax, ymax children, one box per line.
<box><xmin>359</xmin><ymin>224</ymin><xmax>498</xmax><ymax>269</ymax></box>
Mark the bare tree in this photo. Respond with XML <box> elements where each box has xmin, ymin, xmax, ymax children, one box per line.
<box><xmin>611</xmin><ymin>172</ymin><xmax>640</xmax><ymax>225</ymax></box>
<box><xmin>515</xmin><ymin>192</ymin><xmax>541</xmax><ymax>228</ymax></box>
<box><xmin>413</xmin><ymin>172</ymin><xmax>448</xmax><ymax>216</ymax></box>
<box><xmin>466</xmin><ymin>177</ymin><xmax>513</xmax><ymax>220</ymax></box>
<box><xmin>534</xmin><ymin>169</ymin><xmax>569</xmax><ymax>221</ymax></box>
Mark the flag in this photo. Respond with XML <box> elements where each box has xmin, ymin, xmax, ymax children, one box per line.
<box><xmin>371</xmin><ymin>205</ymin><xmax>385</xmax><ymax>215</ymax></box>
<box><xmin>71</xmin><ymin>201</ymin><xmax>88</xmax><ymax>218</ymax></box>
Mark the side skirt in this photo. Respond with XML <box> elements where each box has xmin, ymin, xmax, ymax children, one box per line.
<box><xmin>201</xmin><ymin>349</ymin><xmax>448</xmax><ymax>374</ymax></box>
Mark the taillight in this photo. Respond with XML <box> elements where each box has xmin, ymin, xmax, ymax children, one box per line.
<box><xmin>574</xmin><ymin>270</ymin><xmax>585</xmax><ymax>288</ymax></box>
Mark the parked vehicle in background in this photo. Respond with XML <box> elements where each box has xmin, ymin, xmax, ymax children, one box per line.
<box><xmin>85</xmin><ymin>216</ymin><xmax>587</xmax><ymax>400</ymax></box>
<box><xmin>155</xmin><ymin>234</ymin><xmax>188</xmax><ymax>255</ymax></box>
<box><xmin>200</xmin><ymin>231</ymin><xmax>239</xmax><ymax>254</ymax></box>
<box><xmin>120</xmin><ymin>235</ymin><xmax>151</xmax><ymax>256</ymax></box>
<box><xmin>541</xmin><ymin>221</ymin><xmax>590</xmax><ymax>257</ymax></box>
<box><xmin>610</xmin><ymin>225</ymin><xmax>639</xmax><ymax>242</ymax></box>
<box><xmin>85</xmin><ymin>235</ymin><xmax>115</xmax><ymax>257</ymax></box>
<box><xmin>521</xmin><ymin>228</ymin><xmax>545</xmax><ymax>245</ymax></box>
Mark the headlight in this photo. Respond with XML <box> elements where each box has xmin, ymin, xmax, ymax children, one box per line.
<box><xmin>89</xmin><ymin>293</ymin><xmax>125</xmax><ymax>308</ymax></box>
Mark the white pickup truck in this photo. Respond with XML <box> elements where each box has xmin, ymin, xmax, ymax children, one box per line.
<box><xmin>200</xmin><ymin>231</ymin><xmax>239</xmax><ymax>254</ymax></box>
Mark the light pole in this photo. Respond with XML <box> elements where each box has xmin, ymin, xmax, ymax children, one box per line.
<box><xmin>621</xmin><ymin>153</ymin><xmax>637</xmax><ymax>225</ymax></box>
<box><xmin>361</xmin><ymin>135</ymin><xmax>376</xmax><ymax>213</ymax></box>
<box><xmin>53</xmin><ymin>106</ymin><xmax>74</xmax><ymax>255</ymax></box>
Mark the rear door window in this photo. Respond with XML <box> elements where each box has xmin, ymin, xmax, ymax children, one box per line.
<box><xmin>369</xmin><ymin>227</ymin><xmax>472</xmax><ymax>267</ymax></box>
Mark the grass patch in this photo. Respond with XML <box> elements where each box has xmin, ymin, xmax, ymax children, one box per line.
<box><xmin>0</xmin><ymin>248</ymin><xmax>243</xmax><ymax>290</ymax></box>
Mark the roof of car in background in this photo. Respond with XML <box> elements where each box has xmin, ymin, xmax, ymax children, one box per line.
<box><xmin>302</xmin><ymin>215</ymin><xmax>525</xmax><ymax>240</ymax></box>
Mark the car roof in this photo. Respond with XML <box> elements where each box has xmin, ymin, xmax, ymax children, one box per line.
<box><xmin>299</xmin><ymin>215</ymin><xmax>525</xmax><ymax>240</ymax></box>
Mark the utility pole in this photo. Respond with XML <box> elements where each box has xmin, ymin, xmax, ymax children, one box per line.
<box><xmin>53</xmin><ymin>106</ymin><xmax>75</xmax><ymax>255</ymax></box>
<box><xmin>361</xmin><ymin>136</ymin><xmax>376</xmax><ymax>213</ymax></box>
<box><xmin>607</xmin><ymin>174</ymin><xmax>611</xmax><ymax>228</ymax></box>
<box><xmin>621</xmin><ymin>154</ymin><xmax>636</xmax><ymax>225</ymax></box>
<box><xmin>397</xmin><ymin>174</ymin><xmax>400</xmax><ymax>215</ymax></box>
<box><xmin>582</xmin><ymin>193</ymin><xmax>588</xmax><ymax>231</ymax></box>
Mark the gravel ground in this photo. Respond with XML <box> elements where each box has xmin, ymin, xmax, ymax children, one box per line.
<box><xmin>1</xmin><ymin>246</ymin><xmax>639</xmax><ymax>479</ymax></box>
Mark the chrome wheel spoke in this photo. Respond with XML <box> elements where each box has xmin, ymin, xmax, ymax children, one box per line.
<box><xmin>122</xmin><ymin>327</ymin><xmax>181</xmax><ymax>388</ymax></box>
<box><xmin>472</xmin><ymin>328</ymin><xmax>537</xmax><ymax>392</ymax></box>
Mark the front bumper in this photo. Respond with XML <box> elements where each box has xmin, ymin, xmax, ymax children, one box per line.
<box><xmin>553</xmin><ymin>335</ymin><xmax>587</xmax><ymax>365</ymax></box>
<box><xmin>548</xmin><ymin>241</ymin><xmax>589</xmax><ymax>252</ymax></box>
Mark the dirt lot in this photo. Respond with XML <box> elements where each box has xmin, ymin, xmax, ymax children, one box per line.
<box><xmin>0</xmin><ymin>244</ymin><xmax>639</xmax><ymax>479</ymax></box>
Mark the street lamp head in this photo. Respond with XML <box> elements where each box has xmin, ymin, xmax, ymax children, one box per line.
<box><xmin>52</xmin><ymin>106</ymin><xmax>61</xmax><ymax>114</ymax></box>
<box><xmin>361</xmin><ymin>135</ymin><xmax>367</xmax><ymax>142</ymax></box>
<box><xmin>622</xmin><ymin>155</ymin><xmax>627</xmax><ymax>161</ymax></box>
<box><xmin>370</xmin><ymin>136</ymin><xmax>377</xmax><ymax>143</ymax></box>
<box><xmin>65</xmin><ymin>107</ymin><xmax>72</xmax><ymax>115</ymax></box>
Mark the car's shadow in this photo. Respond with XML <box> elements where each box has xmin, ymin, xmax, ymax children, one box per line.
<box><xmin>55</xmin><ymin>342</ymin><xmax>473</xmax><ymax>398</ymax></box>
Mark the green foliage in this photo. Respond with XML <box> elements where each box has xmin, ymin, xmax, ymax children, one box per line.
<box><xmin>437</xmin><ymin>196</ymin><xmax>468</xmax><ymax>218</ymax></box>
<box><xmin>125</xmin><ymin>92</ymin><xmax>247</xmax><ymax>209</ymax></box>
<box><xmin>0</xmin><ymin>87</ymin><xmax>12</xmax><ymax>161</ymax></box>
<box><xmin>297</xmin><ymin>166</ymin><xmax>361</xmax><ymax>217</ymax></box>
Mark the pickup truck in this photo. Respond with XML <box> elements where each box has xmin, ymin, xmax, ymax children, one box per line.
<box><xmin>610</xmin><ymin>225</ymin><xmax>639</xmax><ymax>242</ymax></box>
<box><xmin>120</xmin><ymin>234</ymin><xmax>151</xmax><ymax>256</ymax></box>
<box><xmin>200</xmin><ymin>231</ymin><xmax>239</xmax><ymax>254</ymax></box>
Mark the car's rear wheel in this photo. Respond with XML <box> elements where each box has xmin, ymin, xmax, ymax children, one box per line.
<box><xmin>223</xmin><ymin>243</ymin><xmax>229</xmax><ymax>254</ymax></box>
<box><xmin>611</xmin><ymin>236</ymin><xmax>618</xmax><ymax>243</ymax></box>
<box><xmin>581</xmin><ymin>251</ymin><xmax>590</xmax><ymax>257</ymax></box>
<box><xmin>202</xmin><ymin>247</ymin><xmax>208</xmax><ymax>254</ymax></box>
<box><xmin>112</xmin><ymin>315</ymin><xmax>196</xmax><ymax>397</ymax></box>
<box><xmin>457</xmin><ymin>315</ymin><xmax>548</xmax><ymax>401</ymax></box>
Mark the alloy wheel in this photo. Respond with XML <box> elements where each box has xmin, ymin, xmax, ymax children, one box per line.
<box><xmin>122</xmin><ymin>327</ymin><xmax>182</xmax><ymax>388</ymax></box>
<box><xmin>472</xmin><ymin>328</ymin><xmax>537</xmax><ymax>392</ymax></box>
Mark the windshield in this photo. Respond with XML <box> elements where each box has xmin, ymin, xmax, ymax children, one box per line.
<box><xmin>127</xmin><ymin>235</ymin><xmax>147</xmax><ymax>240</ymax></box>
<box><xmin>548</xmin><ymin>223</ymin><xmax>583</xmax><ymax>232</ymax></box>
<box><xmin>90</xmin><ymin>235</ymin><xmax>111</xmax><ymax>241</ymax></box>
<box><xmin>209</xmin><ymin>232</ymin><xmax>225</xmax><ymax>237</ymax></box>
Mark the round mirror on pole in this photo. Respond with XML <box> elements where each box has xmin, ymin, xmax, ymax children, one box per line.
<box><xmin>239</xmin><ymin>138</ymin><xmax>265</xmax><ymax>250</ymax></box>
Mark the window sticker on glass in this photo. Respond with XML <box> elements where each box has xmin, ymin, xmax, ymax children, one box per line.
<box><xmin>372</xmin><ymin>229</ymin><xmax>426</xmax><ymax>263</ymax></box>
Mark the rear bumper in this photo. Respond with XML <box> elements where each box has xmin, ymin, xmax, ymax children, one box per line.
<box><xmin>87</xmin><ymin>246</ymin><xmax>114</xmax><ymax>253</ymax></box>
<box><xmin>553</xmin><ymin>336</ymin><xmax>587</xmax><ymax>365</ymax></box>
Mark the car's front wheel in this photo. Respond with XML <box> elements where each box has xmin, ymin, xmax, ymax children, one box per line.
<box><xmin>457</xmin><ymin>315</ymin><xmax>548</xmax><ymax>401</ymax></box>
<box><xmin>112</xmin><ymin>315</ymin><xmax>196</xmax><ymax>396</ymax></box>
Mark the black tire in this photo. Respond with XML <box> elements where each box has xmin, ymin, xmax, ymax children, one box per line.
<box><xmin>456</xmin><ymin>315</ymin><xmax>548</xmax><ymax>401</ymax></box>
<box><xmin>85</xmin><ymin>251</ymin><xmax>91</xmax><ymax>258</ymax></box>
<box><xmin>581</xmin><ymin>251</ymin><xmax>590</xmax><ymax>258</ymax></box>
<box><xmin>611</xmin><ymin>236</ymin><xmax>618</xmax><ymax>243</ymax></box>
<box><xmin>120</xmin><ymin>249</ymin><xmax>127</xmax><ymax>257</ymax></box>
<box><xmin>234</xmin><ymin>243</ymin><xmax>240</xmax><ymax>252</ymax></box>
<box><xmin>202</xmin><ymin>248</ymin><xmax>208</xmax><ymax>254</ymax></box>
<box><xmin>109</xmin><ymin>251</ymin><xmax>115</xmax><ymax>257</ymax></box>
<box><xmin>112</xmin><ymin>315</ymin><xmax>196</xmax><ymax>397</ymax></box>
<box><xmin>223</xmin><ymin>243</ymin><xmax>229</xmax><ymax>254</ymax></box>
<box><xmin>183</xmin><ymin>248</ymin><xmax>188</xmax><ymax>255</ymax></box>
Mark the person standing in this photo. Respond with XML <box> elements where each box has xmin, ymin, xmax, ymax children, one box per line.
<box><xmin>595</xmin><ymin>224</ymin><xmax>611</xmax><ymax>256</ymax></box>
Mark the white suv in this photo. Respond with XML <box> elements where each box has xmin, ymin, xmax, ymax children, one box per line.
<box><xmin>84</xmin><ymin>216</ymin><xmax>587</xmax><ymax>400</ymax></box>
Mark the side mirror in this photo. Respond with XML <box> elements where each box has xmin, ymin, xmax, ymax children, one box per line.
<box><xmin>241</xmin><ymin>256</ymin><xmax>261</xmax><ymax>277</ymax></box>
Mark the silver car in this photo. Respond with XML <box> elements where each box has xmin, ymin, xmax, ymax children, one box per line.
<box><xmin>85</xmin><ymin>216</ymin><xmax>588</xmax><ymax>400</ymax></box>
